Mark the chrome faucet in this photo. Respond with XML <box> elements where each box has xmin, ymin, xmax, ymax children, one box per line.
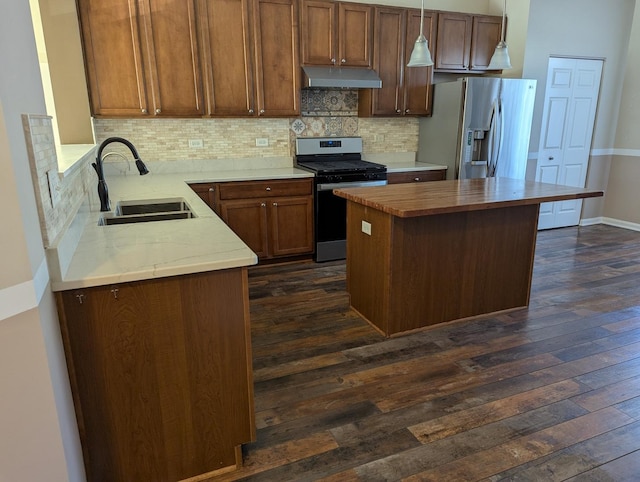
<box><xmin>93</xmin><ymin>137</ymin><xmax>149</xmax><ymax>212</ymax></box>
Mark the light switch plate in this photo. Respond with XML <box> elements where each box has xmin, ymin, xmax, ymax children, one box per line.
<box><xmin>255</xmin><ymin>138</ymin><xmax>269</xmax><ymax>147</ymax></box>
<box><xmin>188</xmin><ymin>139</ymin><xmax>204</xmax><ymax>148</ymax></box>
<box><xmin>47</xmin><ymin>169</ymin><xmax>61</xmax><ymax>208</ymax></box>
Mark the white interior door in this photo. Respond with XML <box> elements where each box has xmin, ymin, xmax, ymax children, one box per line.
<box><xmin>536</xmin><ymin>57</ymin><xmax>603</xmax><ymax>230</ymax></box>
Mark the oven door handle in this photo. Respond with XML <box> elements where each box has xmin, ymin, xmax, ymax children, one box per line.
<box><xmin>317</xmin><ymin>180</ymin><xmax>387</xmax><ymax>191</ymax></box>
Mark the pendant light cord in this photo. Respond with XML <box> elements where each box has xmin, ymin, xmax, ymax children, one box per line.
<box><xmin>419</xmin><ymin>0</ymin><xmax>425</xmax><ymax>37</ymax></box>
<box><xmin>501</xmin><ymin>0</ymin><xmax>506</xmax><ymax>42</ymax></box>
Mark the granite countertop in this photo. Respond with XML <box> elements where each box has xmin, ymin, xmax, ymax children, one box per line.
<box><xmin>50</xmin><ymin>167</ymin><xmax>314</xmax><ymax>291</ymax></box>
<box><xmin>334</xmin><ymin>178</ymin><xmax>604</xmax><ymax>218</ymax></box>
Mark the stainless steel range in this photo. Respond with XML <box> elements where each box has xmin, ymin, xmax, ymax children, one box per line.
<box><xmin>295</xmin><ymin>137</ymin><xmax>387</xmax><ymax>262</ymax></box>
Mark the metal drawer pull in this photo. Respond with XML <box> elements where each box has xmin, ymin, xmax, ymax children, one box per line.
<box><xmin>209</xmin><ymin>187</ymin><xmax>214</xmax><ymax>192</ymax></box>
<box><xmin>273</xmin><ymin>202</ymin><xmax>278</xmax><ymax>207</ymax></box>
<box><xmin>414</xmin><ymin>177</ymin><xmax>421</xmax><ymax>181</ymax></box>
<box><xmin>266</xmin><ymin>187</ymin><xmax>271</xmax><ymax>191</ymax></box>
<box><xmin>111</xmin><ymin>288</ymin><xmax>119</xmax><ymax>299</ymax></box>
<box><xmin>261</xmin><ymin>202</ymin><xmax>266</xmax><ymax>207</ymax></box>
<box><xmin>76</xmin><ymin>293</ymin><xmax>85</xmax><ymax>304</ymax></box>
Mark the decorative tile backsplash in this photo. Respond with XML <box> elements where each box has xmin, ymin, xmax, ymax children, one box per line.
<box><xmin>300</xmin><ymin>88</ymin><xmax>358</xmax><ymax>116</ymax></box>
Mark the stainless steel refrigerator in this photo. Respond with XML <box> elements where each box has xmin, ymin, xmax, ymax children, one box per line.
<box><xmin>418</xmin><ymin>77</ymin><xmax>536</xmax><ymax>180</ymax></box>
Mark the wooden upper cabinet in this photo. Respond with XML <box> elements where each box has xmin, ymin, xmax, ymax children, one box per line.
<box><xmin>79</xmin><ymin>0</ymin><xmax>203</xmax><ymax>117</ymax></box>
<box><xmin>78</xmin><ymin>0</ymin><xmax>150</xmax><ymax>116</ymax></box>
<box><xmin>359</xmin><ymin>6</ymin><xmax>434</xmax><ymax>117</ymax></box>
<box><xmin>359</xmin><ymin>7</ymin><xmax>404</xmax><ymax>116</ymax></box>
<box><xmin>253</xmin><ymin>0</ymin><xmax>300</xmax><ymax>116</ymax></box>
<box><xmin>139</xmin><ymin>0</ymin><xmax>204</xmax><ymax>116</ymax></box>
<box><xmin>470</xmin><ymin>15</ymin><xmax>503</xmax><ymax>71</ymax></box>
<box><xmin>339</xmin><ymin>3</ymin><xmax>373</xmax><ymax>67</ymax></box>
<box><xmin>402</xmin><ymin>8</ymin><xmax>435</xmax><ymax>116</ymax></box>
<box><xmin>435</xmin><ymin>12</ymin><xmax>504</xmax><ymax>72</ymax></box>
<box><xmin>435</xmin><ymin>12</ymin><xmax>472</xmax><ymax>71</ymax></box>
<box><xmin>301</xmin><ymin>1</ymin><xmax>372</xmax><ymax>67</ymax></box>
<box><xmin>199</xmin><ymin>0</ymin><xmax>256</xmax><ymax>116</ymax></box>
<box><xmin>301</xmin><ymin>0</ymin><xmax>336</xmax><ymax>65</ymax></box>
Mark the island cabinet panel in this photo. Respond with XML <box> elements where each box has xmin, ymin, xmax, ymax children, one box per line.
<box><xmin>435</xmin><ymin>12</ymin><xmax>504</xmax><ymax>72</ymax></box>
<box><xmin>300</xmin><ymin>0</ymin><xmax>373</xmax><ymax>67</ymax></box>
<box><xmin>78</xmin><ymin>0</ymin><xmax>204</xmax><ymax>117</ymax></box>
<box><xmin>359</xmin><ymin>6</ymin><xmax>435</xmax><ymax>117</ymax></box>
<box><xmin>217</xmin><ymin>178</ymin><xmax>314</xmax><ymax>260</ymax></box>
<box><xmin>346</xmin><ymin>202</ymin><xmax>539</xmax><ymax>336</ymax></box>
<box><xmin>56</xmin><ymin>268</ymin><xmax>255</xmax><ymax>481</ymax></box>
<box><xmin>387</xmin><ymin>169</ymin><xmax>446</xmax><ymax>184</ymax></box>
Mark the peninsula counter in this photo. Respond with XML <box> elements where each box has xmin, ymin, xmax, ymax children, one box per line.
<box><xmin>334</xmin><ymin>178</ymin><xmax>603</xmax><ymax>337</ymax></box>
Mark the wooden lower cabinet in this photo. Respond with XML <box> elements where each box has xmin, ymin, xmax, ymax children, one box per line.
<box><xmin>56</xmin><ymin>268</ymin><xmax>255</xmax><ymax>482</ymax></box>
<box><xmin>194</xmin><ymin>178</ymin><xmax>314</xmax><ymax>261</ymax></box>
<box><xmin>387</xmin><ymin>169</ymin><xmax>446</xmax><ymax>184</ymax></box>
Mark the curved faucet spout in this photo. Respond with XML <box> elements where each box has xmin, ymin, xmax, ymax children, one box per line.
<box><xmin>93</xmin><ymin>137</ymin><xmax>150</xmax><ymax>212</ymax></box>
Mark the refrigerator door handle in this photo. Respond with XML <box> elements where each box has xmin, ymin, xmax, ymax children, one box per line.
<box><xmin>488</xmin><ymin>100</ymin><xmax>503</xmax><ymax>177</ymax></box>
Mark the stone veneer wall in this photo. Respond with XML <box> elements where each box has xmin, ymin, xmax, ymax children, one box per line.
<box><xmin>23</xmin><ymin>114</ymin><xmax>93</xmax><ymax>247</ymax></box>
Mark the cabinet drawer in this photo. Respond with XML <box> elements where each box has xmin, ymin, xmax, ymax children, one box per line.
<box><xmin>218</xmin><ymin>179</ymin><xmax>313</xmax><ymax>200</ymax></box>
<box><xmin>387</xmin><ymin>170</ymin><xmax>446</xmax><ymax>184</ymax></box>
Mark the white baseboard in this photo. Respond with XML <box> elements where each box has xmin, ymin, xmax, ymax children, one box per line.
<box><xmin>601</xmin><ymin>217</ymin><xmax>640</xmax><ymax>232</ymax></box>
<box><xmin>580</xmin><ymin>217</ymin><xmax>603</xmax><ymax>226</ymax></box>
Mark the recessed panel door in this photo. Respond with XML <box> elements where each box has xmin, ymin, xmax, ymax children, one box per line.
<box><xmin>535</xmin><ymin>57</ymin><xmax>603</xmax><ymax>230</ymax></box>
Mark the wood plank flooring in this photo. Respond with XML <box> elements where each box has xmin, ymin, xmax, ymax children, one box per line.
<box><xmin>212</xmin><ymin>225</ymin><xmax>640</xmax><ymax>481</ymax></box>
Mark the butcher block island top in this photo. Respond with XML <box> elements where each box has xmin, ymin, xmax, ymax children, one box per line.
<box><xmin>334</xmin><ymin>178</ymin><xmax>604</xmax><ymax>337</ymax></box>
<box><xmin>333</xmin><ymin>177</ymin><xmax>603</xmax><ymax>217</ymax></box>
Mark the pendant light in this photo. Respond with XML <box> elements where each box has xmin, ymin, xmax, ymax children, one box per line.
<box><xmin>488</xmin><ymin>0</ymin><xmax>512</xmax><ymax>70</ymax></box>
<box><xmin>407</xmin><ymin>0</ymin><xmax>434</xmax><ymax>67</ymax></box>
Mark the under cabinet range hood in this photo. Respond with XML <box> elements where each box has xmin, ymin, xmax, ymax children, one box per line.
<box><xmin>302</xmin><ymin>65</ymin><xmax>382</xmax><ymax>89</ymax></box>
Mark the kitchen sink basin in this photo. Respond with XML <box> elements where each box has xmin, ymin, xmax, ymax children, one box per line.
<box><xmin>99</xmin><ymin>198</ymin><xmax>196</xmax><ymax>226</ymax></box>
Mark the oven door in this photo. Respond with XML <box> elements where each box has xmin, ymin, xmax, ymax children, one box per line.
<box><xmin>315</xmin><ymin>180</ymin><xmax>387</xmax><ymax>262</ymax></box>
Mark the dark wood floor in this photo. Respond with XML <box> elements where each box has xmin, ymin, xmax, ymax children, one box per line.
<box><xmin>215</xmin><ymin>224</ymin><xmax>640</xmax><ymax>481</ymax></box>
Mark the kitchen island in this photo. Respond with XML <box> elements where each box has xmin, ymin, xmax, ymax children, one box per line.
<box><xmin>334</xmin><ymin>178</ymin><xmax>603</xmax><ymax>337</ymax></box>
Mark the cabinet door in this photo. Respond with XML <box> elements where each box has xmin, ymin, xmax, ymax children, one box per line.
<box><xmin>362</xmin><ymin>7</ymin><xmax>405</xmax><ymax>116</ymax></box>
<box><xmin>300</xmin><ymin>0</ymin><xmax>336</xmax><ymax>66</ymax></box>
<box><xmin>78</xmin><ymin>0</ymin><xmax>150</xmax><ymax>116</ymax></box>
<box><xmin>269</xmin><ymin>196</ymin><xmax>314</xmax><ymax>257</ymax></box>
<box><xmin>470</xmin><ymin>15</ymin><xmax>502</xmax><ymax>71</ymax></box>
<box><xmin>435</xmin><ymin>12</ymin><xmax>472</xmax><ymax>71</ymax></box>
<box><xmin>220</xmin><ymin>198</ymin><xmax>270</xmax><ymax>258</ymax></box>
<box><xmin>139</xmin><ymin>0</ymin><xmax>204</xmax><ymax>116</ymax></box>
<box><xmin>200</xmin><ymin>0</ymin><xmax>256</xmax><ymax>116</ymax></box>
<box><xmin>57</xmin><ymin>271</ymin><xmax>254</xmax><ymax>481</ymax></box>
<box><xmin>253</xmin><ymin>0</ymin><xmax>300</xmax><ymax>116</ymax></box>
<box><xmin>403</xmin><ymin>8</ymin><xmax>435</xmax><ymax>116</ymax></box>
<box><xmin>338</xmin><ymin>3</ymin><xmax>373</xmax><ymax>67</ymax></box>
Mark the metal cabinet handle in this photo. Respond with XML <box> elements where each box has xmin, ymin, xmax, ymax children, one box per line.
<box><xmin>266</xmin><ymin>187</ymin><xmax>271</xmax><ymax>191</ymax></box>
<box><xmin>260</xmin><ymin>202</ymin><xmax>266</xmax><ymax>207</ymax></box>
<box><xmin>75</xmin><ymin>293</ymin><xmax>85</xmax><ymax>304</ymax></box>
<box><xmin>331</xmin><ymin>58</ymin><xmax>336</xmax><ymax>64</ymax></box>
<box><xmin>273</xmin><ymin>202</ymin><xmax>278</xmax><ymax>207</ymax></box>
<box><xmin>414</xmin><ymin>177</ymin><xmax>421</xmax><ymax>181</ymax></box>
<box><xmin>549</xmin><ymin>156</ymin><xmax>554</xmax><ymax>160</ymax></box>
<box><xmin>208</xmin><ymin>187</ymin><xmax>214</xmax><ymax>192</ymax></box>
<box><xmin>259</xmin><ymin>109</ymin><xmax>265</xmax><ymax>114</ymax></box>
<box><xmin>396</xmin><ymin>109</ymin><xmax>401</xmax><ymax>114</ymax></box>
<box><xmin>405</xmin><ymin>109</ymin><xmax>410</xmax><ymax>113</ymax></box>
<box><xmin>341</xmin><ymin>58</ymin><xmax>346</xmax><ymax>64</ymax></box>
<box><xmin>155</xmin><ymin>108</ymin><xmax>161</xmax><ymax>114</ymax></box>
<box><xmin>110</xmin><ymin>288</ymin><xmax>119</xmax><ymax>300</ymax></box>
<box><xmin>249</xmin><ymin>109</ymin><xmax>254</xmax><ymax>114</ymax></box>
<box><xmin>141</xmin><ymin>109</ymin><xmax>147</xmax><ymax>114</ymax></box>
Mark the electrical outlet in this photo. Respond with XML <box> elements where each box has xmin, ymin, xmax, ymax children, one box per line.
<box><xmin>255</xmin><ymin>138</ymin><xmax>269</xmax><ymax>147</ymax></box>
<box><xmin>188</xmin><ymin>139</ymin><xmax>204</xmax><ymax>148</ymax></box>
<box><xmin>375</xmin><ymin>134</ymin><xmax>385</xmax><ymax>142</ymax></box>
<box><xmin>361</xmin><ymin>220</ymin><xmax>372</xmax><ymax>236</ymax></box>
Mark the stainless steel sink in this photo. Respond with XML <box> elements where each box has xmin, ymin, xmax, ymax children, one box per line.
<box><xmin>99</xmin><ymin>198</ymin><xmax>196</xmax><ymax>226</ymax></box>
